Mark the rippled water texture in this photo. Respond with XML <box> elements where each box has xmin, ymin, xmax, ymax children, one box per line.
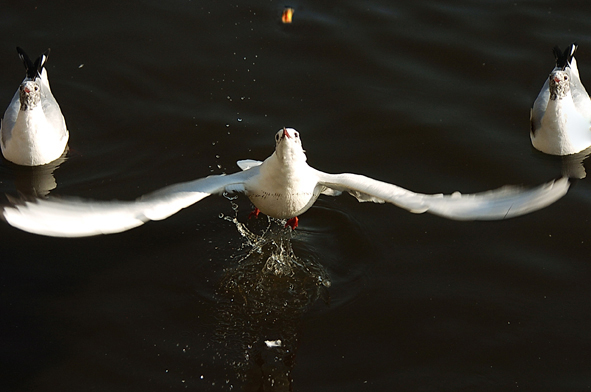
<box><xmin>2</xmin><ymin>1</ymin><xmax>591</xmax><ymax>391</ymax></box>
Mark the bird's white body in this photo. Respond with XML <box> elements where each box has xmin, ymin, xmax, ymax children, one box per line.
<box><xmin>242</xmin><ymin>129</ymin><xmax>321</xmax><ymax>219</ymax></box>
<box><xmin>1</xmin><ymin>49</ymin><xmax>68</xmax><ymax>166</ymax></box>
<box><xmin>531</xmin><ymin>45</ymin><xmax>591</xmax><ymax>156</ymax></box>
<box><xmin>2</xmin><ymin>128</ymin><xmax>570</xmax><ymax>237</ymax></box>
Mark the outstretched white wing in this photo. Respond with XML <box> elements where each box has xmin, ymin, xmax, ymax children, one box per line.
<box><xmin>2</xmin><ymin>168</ymin><xmax>257</xmax><ymax>237</ymax></box>
<box><xmin>315</xmin><ymin>170</ymin><xmax>569</xmax><ymax>220</ymax></box>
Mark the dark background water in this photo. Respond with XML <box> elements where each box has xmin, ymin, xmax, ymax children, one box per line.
<box><xmin>2</xmin><ymin>1</ymin><xmax>591</xmax><ymax>391</ymax></box>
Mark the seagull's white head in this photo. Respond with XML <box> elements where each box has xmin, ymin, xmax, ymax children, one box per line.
<box><xmin>548</xmin><ymin>70</ymin><xmax>571</xmax><ymax>100</ymax></box>
<box><xmin>274</xmin><ymin>127</ymin><xmax>307</xmax><ymax>163</ymax></box>
<box><xmin>19</xmin><ymin>80</ymin><xmax>41</xmax><ymax>111</ymax></box>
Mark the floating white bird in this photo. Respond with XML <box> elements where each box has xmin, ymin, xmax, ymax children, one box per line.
<box><xmin>530</xmin><ymin>43</ymin><xmax>591</xmax><ymax>155</ymax></box>
<box><xmin>2</xmin><ymin>128</ymin><xmax>569</xmax><ymax>237</ymax></box>
<box><xmin>1</xmin><ymin>47</ymin><xmax>69</xmax><ymax>166</ymax></box>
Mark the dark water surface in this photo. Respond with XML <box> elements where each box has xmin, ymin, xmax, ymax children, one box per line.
<box><xmin>2</xmin><ymin>1</ymin><xmax>591</xmax><ymax>391</ymax></box>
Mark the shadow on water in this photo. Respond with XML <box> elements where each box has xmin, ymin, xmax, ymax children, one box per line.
<box><xmin>210</xmin><ymin>199</ymin><xmax>373</xmax><ymax>391</ymax></box>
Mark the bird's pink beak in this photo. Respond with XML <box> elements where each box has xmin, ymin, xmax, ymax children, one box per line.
<box><xmin>283</xmin><ymin>127</ymin><xmax>290</xmax><ymax>138</ymax></box>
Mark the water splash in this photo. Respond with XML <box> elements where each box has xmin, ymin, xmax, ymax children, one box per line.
<box><xmin>214</xmin><ymin>201</ymin><xmax>331</xmax><ymax>390</ymax></box>
<box><xmin>220</xmin><ymin>193</ymin><xmax>331</xmax><ymax>285</ymax></box>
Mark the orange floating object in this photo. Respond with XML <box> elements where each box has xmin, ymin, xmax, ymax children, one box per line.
<box><xmin>282</xmin><ymin>7</ymin><xmax>294</xmax><ymax>23</ymax></box>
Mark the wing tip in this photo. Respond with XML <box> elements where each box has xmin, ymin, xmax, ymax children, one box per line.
<box><xmin>16</xmin><ymin>47</ymin><xmax>50</xmax><ymax>80</ymax></box>
<box><xmin>553</xmin><ymin>42</ymin><xmax>578</xmax><ymax>70</ymax></box>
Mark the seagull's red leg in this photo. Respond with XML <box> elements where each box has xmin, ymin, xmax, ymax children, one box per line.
<box><xmin>285</xmin><ymin>216</ymin><xmax>299</xmax><ymax>230</ymax></box>
<box><xmin>248</xmin><ymin>208</ymin><xmax>260</xmax><ymax>219</ymax></box>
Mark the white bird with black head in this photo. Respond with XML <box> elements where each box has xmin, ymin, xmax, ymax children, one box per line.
<box><xmin>1</xmin><ymin>47</ymin><xmax>69</xmax><ymax>166</ymax></box>
<box><xmin>531</xmin><ymin>43</ymin><xmax>591</xmax><ymax>155</ymax></box>
<box><xmin>2</xmin><ymin>128</ymin><xmax>570</xmax><ymax>237</ymax></box>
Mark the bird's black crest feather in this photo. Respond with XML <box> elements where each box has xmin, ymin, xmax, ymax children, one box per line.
<box><xmin>553</xmin><ymin>43</ymin><xmax>577</xmax><ymax>70</ymax></box>
<box><xmin>16</xmin><ymin>47</ymin><xmax>51</xmax><ymax>79</ymax></box>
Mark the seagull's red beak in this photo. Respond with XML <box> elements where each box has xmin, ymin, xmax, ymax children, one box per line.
<box><xmin>283</xmin><ymin>127</ymin><xmax>290</xmax><ymax>138</ymax></box>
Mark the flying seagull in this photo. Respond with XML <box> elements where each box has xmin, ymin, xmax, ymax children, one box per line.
<box><xmin>531</xmin><ymin>43</ymin><xmax>591</xmax><ymax>155</ymax></box>
<box><xmin>1</xmin><ymin>47</ymin><xmax>69</xmax><ymax>166</ymax></box>
<box><xmin>2</xmin><ymin>128</ymin><xmax>569</xmax><ymax>237</ymax></box>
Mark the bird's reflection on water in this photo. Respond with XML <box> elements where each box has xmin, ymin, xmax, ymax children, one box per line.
<box><xmin>214</xmin><ymin>214</ymin><xmax>330</xmax><ymax>391</ymax></box>
<box><xmin>1</xmin><ymin>151</ymin><xmax>67</xmax><ymax>197</ymax></box>
<box><xmin>209</xmin><ymin>198</ymin><xmax>371</xmax><ymax>391</ymax></box>
<box><xmin>561</xmin><ymin>148</ymin><xmax>591</xmax><ymax>179</ymax></box>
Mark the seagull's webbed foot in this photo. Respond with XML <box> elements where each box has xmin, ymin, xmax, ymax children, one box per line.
<box><xmin>248</xmin><ymin>208</ymin><xmax>261</xmax><ymax>219</ymax></box>
<box><xmin>285</xmin><ymin>216</ymin><xmax>298</xmax><ymax>230</ymax></box>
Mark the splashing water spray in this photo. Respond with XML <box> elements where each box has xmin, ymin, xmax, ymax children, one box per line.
<box><xmin>220</xmin><ymin>192</ymin><xmax>331</xmax><ymax>284</ymax></box>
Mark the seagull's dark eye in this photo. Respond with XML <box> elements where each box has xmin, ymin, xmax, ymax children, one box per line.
<box><xmin>564</xmin><ymin>75</ymin><xmax>568</xmax><ymax>80</ymax></box>
<box><xmin>294</xmin><ymin>132</ymin><xmax>299</xmax><ymax>138</ymax></box>
<box><xmin>275</xmin><ymin>134</ymin><xmax>280</xmax><ymax>141</ymax></box>
<box><xmin>34</xmin><ymin>86</ymin><xmax>39</xmax><ymax>91</ymax></box>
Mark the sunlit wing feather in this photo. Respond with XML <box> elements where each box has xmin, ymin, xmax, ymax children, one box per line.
<box><xmin>2</xmin><ymin>169</ymin><xmax>257</xmax><ymax>237</ymax></box>
<box><xmin>237</xmin><ymin>159</ymin><xmax>262</xmax><ymax>171</ymax></box>
<box><xmin>315</xmin><ymin>170</ymin><xmax>570</xmax><ymax>220</ymax></box>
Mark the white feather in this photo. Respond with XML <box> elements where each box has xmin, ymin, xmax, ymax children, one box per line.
<box><xmin>2</xmin><ymin>128</ymin><xmax>570</xmax><ymax>237</ymax></box>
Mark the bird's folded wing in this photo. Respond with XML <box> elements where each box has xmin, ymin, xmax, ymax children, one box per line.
<box><xmin>2</xmin><ymin>170</ymin><xmax>256</xmax><ymax>237</ymax></box>
<box><xmin>315</xmin><ymin>170</ymin><xmax>570</xmax><ymax>220</ymax></box>
<box><xmin>38</xmin><ymin>74</ymin><xmax>69</xmax><ymax>136</ymax></box>
<box><xmin>568</xmin><ymin>63</ymin><xmax>591</xmax><ymax>120</ymax></box>
<box><xmin>1</xmin><ymin>90</ymin><xmax>20</xmax><ymax>140</ymax></box>
<box><xmin>531</xmin><ymin>78</ymin><xmax>550</xmax><ymax>133</ymax></box>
